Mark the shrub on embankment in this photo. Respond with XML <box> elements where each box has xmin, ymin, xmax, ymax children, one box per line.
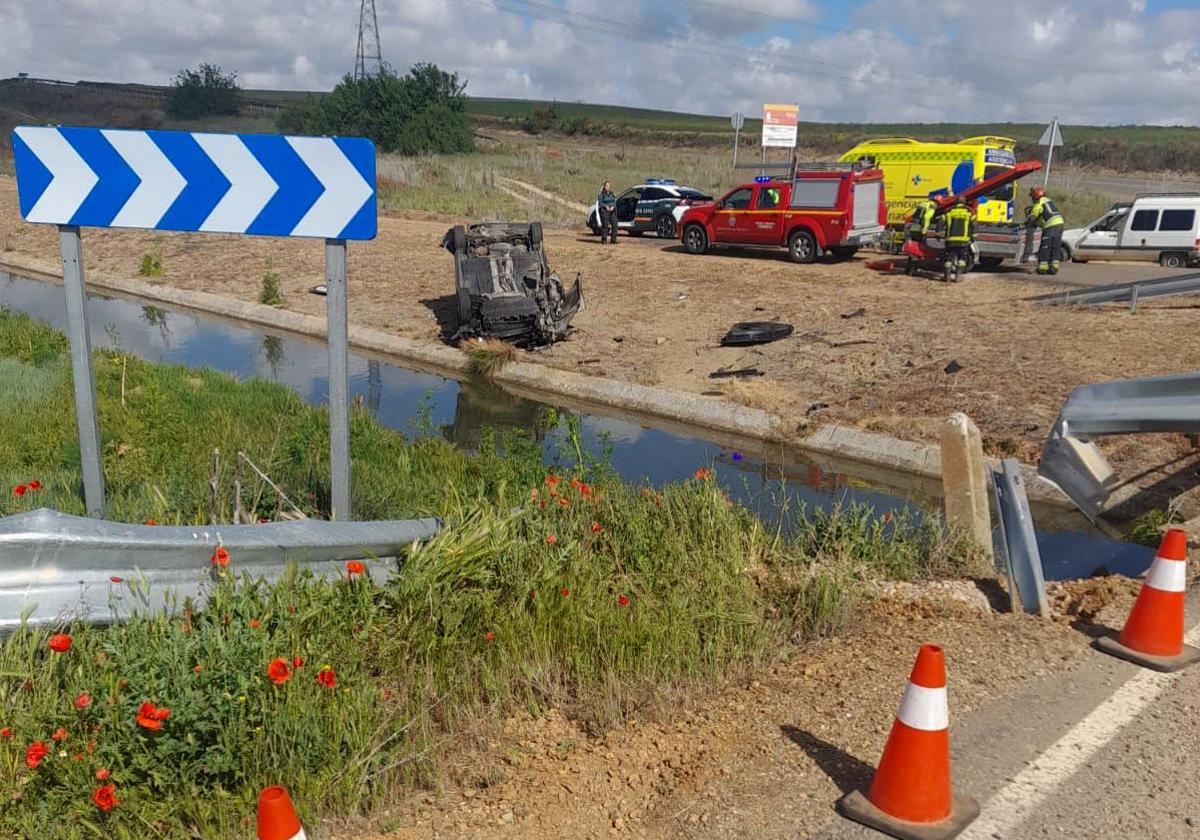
<box><xmin>0</xmin><ymin>309</ymin><xmax>979</xmax><ymax>836</ymax></box>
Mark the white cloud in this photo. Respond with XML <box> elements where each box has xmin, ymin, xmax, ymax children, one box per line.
<box><xmin>2</xmin><ymin>0</ymin><xmax>1198</xmax><ymax>124</ymax></box>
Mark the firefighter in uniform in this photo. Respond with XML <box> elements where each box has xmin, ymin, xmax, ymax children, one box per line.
<box><xmin>1028</xmin><ymin>186</ymin><xmax>1065</xmax><ymax>274</ymax></box>
<box><xmin>942</xmin><ymin>195</ymin><xmax>975</xmax><ymax>282</ymax></box>
<box><xmin>905</xmin><ymin>194</ymin><xmax>937</xmax><ymax>244</ymax></box>
<box><xmin>597</xmin><ymin>180</ymin><xmax>618</xmax><ymax>244</ymax></box>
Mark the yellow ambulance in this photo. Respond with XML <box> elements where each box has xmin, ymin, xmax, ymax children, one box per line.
<box><xmin>838</xmin><ymin>136</ymin><xmax>1018</xmax><ymax>226</ymax></box>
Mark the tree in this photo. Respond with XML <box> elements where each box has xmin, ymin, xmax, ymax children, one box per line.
<box><xmin>166</xmin><ymin>63</ymin><xmax>241</xmax><ymax>120</ymax></box>
<box><xmin>276</xmin><ymin>63</ymin><xmax>473</xmax><ymax>155</ymax></box>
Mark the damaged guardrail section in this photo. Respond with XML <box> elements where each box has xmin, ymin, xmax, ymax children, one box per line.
<box><xmin>0</xmin><ymin>508</ymin><xmax>441</xmax><ymax>629</ymax></box>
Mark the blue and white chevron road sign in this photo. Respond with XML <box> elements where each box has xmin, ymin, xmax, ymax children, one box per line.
<box><xmin>12</xmin><ymin>126</ymin><xmax>376</xmax><ymax>240</ymax></box>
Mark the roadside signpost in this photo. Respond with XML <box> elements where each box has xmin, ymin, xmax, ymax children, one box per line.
<box><xmin>12</xmin><ymin>125</ymin><xmax>377</xmax><ymax>521</ymax></box>
<box><xmin>730</xmin><ymin>111</ymin><xmax>745</xmax><ymax>168</ymax></box>
<box><xmin>760</xmin><ymin>103</ymin><xmax>799</xmax><ymax>176</ymax></box>
<box><xmin>1038</xmin><ymin>117</ymin><xmax>1064</xmax><ymax>187</ymax></box>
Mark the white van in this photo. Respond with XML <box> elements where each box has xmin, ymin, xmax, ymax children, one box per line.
<box><xmin>1063</xmin><ymin>194</ymin><xmax>1200</xmax><ymax>268</ymax></box>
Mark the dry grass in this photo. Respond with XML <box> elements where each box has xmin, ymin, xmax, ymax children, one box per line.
<box><xmin>463</xmin><ymin>337</ymin><xmax>517</xmax><ymax>377</ymax></box>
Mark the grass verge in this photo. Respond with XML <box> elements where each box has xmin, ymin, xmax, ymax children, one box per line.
<box><xmin>0</xmin><ymin>310</ymin><xmax>981</xmax><ymax>837</ymax></box>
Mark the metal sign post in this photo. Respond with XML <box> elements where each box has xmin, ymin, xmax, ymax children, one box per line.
<box><xmin>1038</xmin><ymin>117</ymin><xmax>1064</xmax><ymax>187</ymax></box>
<box><xmin>57</xmin><ymin>226</ymin><xmax>106</xmax><ymax>518</ymax></box>
<box><xmin>12</xmin><ymin>125</ymin><xmax>377</xmax><ymax>522</ymax></box>
<box><xmin>324</xmin><ymin>239</ymin><xmax>351</xmax><ymax>521</ymax></box>
<box><xmin>730</xmin><ymin>111</ymin><xmax>745</xmax><ymax>169</ymax></box>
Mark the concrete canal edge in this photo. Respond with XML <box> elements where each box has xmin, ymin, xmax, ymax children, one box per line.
<box><xmin>0</xmin><ymin>255</ymin><xmax>1078</xmax><ymax>518</ymax></box>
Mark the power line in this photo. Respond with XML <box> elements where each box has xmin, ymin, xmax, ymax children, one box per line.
<box><xmin>355</xmin><ymin>0</ymin><xmax>384</xmax><ymax>80</ymax></box>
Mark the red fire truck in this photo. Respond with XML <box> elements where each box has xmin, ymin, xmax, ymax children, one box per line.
<box><xmin>677</xmin><ymin>165</ymin><xmax>887</xmax><ymax>263</ymax></box>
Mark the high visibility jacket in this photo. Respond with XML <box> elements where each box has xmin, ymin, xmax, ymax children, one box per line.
<box><xmin>909</xmin><ymin>200</ymin><xmax>936</xmax><ymax>234</ymax></box>
<box><xmin>944</xmin><ymin>206</ymin><xmax>975</xmax><ymax>245</ymax></box>
<box><xmin>1029</xmin><ymin>196</ymin><xmax>1063</xmax><ymax>229</ymax></box>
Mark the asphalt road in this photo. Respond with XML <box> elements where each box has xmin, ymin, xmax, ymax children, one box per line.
<box><xmin>1054</xmin><ymin>169</ymin><xmax>1200</xmax><ymax>201</ymax></box>
<box><xmin>815</xmin><ymin>593</ymin><xmax>1200</xmax><ymax>840</ymax></box>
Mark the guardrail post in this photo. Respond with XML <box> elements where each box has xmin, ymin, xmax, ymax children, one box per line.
<box><xmin>325</xmin><ymin>239</ymin><xmax>351</xmax><ymax>521</ymax></box>
<box><xmin>58</xmin><ymin>225</ymin><xmax>106</xmax><ymax>518</ymax></box>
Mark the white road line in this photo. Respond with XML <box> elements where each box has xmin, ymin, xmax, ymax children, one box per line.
<box><xmin>962</xmin><ymin>624</ymin><xmax>1200</xmax><ymax>839</ymax></box>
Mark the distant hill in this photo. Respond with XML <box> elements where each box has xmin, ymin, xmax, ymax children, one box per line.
<box><xmin>4</xmin><ymin>78</ymin><xmax>1199</xmax><ymax>173</ymax></box>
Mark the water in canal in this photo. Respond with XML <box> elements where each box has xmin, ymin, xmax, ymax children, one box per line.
<box><xmin>0</xmin><ymin>272</ymin><xmax>1154</xmax><ymax>580</ymax></box>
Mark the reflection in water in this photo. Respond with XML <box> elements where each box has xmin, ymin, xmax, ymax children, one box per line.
<box><xmin>0</xmin><ymin>272</ymin><xmax>1150</xmax><ymax>580</ymax></box>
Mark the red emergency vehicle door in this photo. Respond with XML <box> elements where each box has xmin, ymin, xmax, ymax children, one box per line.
<box><xmin>746</xmin><ymin>185</ymin><xmax>785</xmax><ymax>243</ymax></box>
<box><xmin>712</xmin><ymin>186</ymin><xmax>754</xmax><ymax>243</ymax></box>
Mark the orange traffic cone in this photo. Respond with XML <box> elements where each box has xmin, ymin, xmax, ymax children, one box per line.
<box><xmin>837</xmin><ymin>644</ymin><xmax>978</xmax><ymax>840</ymax></box>
<box><xmin>257</xmin><ymin>785</ymin><xmax>307</xmax><ymax>840</ymax></box>
<box><xmin>1095</xmin><ymin>528</ymin><xmax>1199</xmax><ymax>672</ymax></box>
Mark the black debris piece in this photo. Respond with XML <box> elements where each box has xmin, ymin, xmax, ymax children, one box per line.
<box><xmin>709</xmin><ymin>367</ymin><xmax>764</xmax><ymax>379</ymax></box>
<box><xmin>840</xmin><ymin>307</ymin><xmax>866</xmax><ymax>319</ymax></box>
<box><xmin>720</xmin><ymin>321</ymin><xmax>794</xmax><ymax>347</ymax></box>
<box><xmin>806</xmin><ymin>402</ymin><xmax>830</xmax><ymax>415</ymax></box>
<box><xmin>944</xmin><ymin>360</ymin><xmax>963</xmax><ymax>374</ymax></box>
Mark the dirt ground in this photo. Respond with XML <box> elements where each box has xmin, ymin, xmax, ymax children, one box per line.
<box><xmin>338</xmin><ymin>578</ymin><xmax>1144</xmax><ymax>840</ymax></box>
<box><xmin>2</xmin><ymin>175</ymin><xmax>1198</xmax><ymax>516</ymax></box>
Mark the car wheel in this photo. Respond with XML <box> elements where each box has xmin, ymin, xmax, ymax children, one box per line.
<box><xmin>655</xmin><ymin>215</ymin><xmax>677</xmax><ymax>239</ymax></box>
<box><xmin>1060</xmin><ymin>244</ymin><xmax>1073</xmax><ymax>263</ymax></box>
<box><xmin>529</xmin><ymin>222</ymin><xmax>543</xmax><ymax>246</ymax></box>
<box><xmin>450</xmin><ymin>225</ymin><xmax>467</xmax><ymax>253</ymax></box>
<box><xmin>682</xmin><ymin>224</ymin><xmax>708</xmax><ymax>254</ymax></box>
<box><xmin>587</xmin><ymin>212</ymin><xmax>600</xmax><ymax>235</ymax></box>
<box><xmin>788</xmin><ymin>230</ymin><xmax>817</xmax><ymax>264</ymax></box>
<box><xmin>1160</xmin><ymin>252</ymin><xmax>1186</xmax><ymax>268</ymax></box>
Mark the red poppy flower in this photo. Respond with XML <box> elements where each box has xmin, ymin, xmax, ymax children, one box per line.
<box><xmin>249</xmin><ymin>618</ymin><xmax>262</xmax><ymax>630</ymax></box>
<box><xmin>12</xmin><ymin>484</ymin><xmax>27</xmax><ymax>497</ymax></box>
<box><xmin>558</xmin><ymin>496</ymin><xmax>570</xmax><ymax>507</ymax></box>
<box><xmin>539</xmin><ymin>500</ymin><xmax>547</xmax><ymax>509</ymax></box>
<box><xmin>144</xmin><ymin>519</ymin><xmax>157</xmax><ymax>526</ymax></box>
<box><xmin>28</xmin><ymin>480</ymin><xmax>42</xmax><ymax>491</ymax></box>
<box><xmin>483</xmin><ymin>630</ymin><xmax>495</xmax><ymax>642</ymax></box>
<box><xmin>91</xmin><ymin>783</ymin><xmax>118</xmax><ymax>812</ymax></box>
<box><xmin>74</xmin><ymin>693</ymin><xmax>92</xmax><ymax>711</ymax></box>
<box><xmin>267</xmin><ymin>658</ymin><xmax>291</xmax><ymax>685</ymax></box>
<box><xmin>883</xmin><ymin>511</ymin><xmax>894</xmax><ymax>523</ymax></box>
<box><xmin>95</xmin><ymin>768</ymin><xmax>109</xmax><ymax>781</ymax></box>
<box><xmin>109</xmin><ymin>576</ymin><xmax>122</xmax><ymax>583</ymax></box>
<box><xmin>529</xmin><ymin>590</ymin><xmax>536</xmax><ymax>600</ymax></box>
<box><xmin>48</xmin><ymin>634</ymin><xmax>72</xmax><ymax>653</ymax></box>
<box><xmin>545</xmin><ymin>475</ymin><xmax>559</xmax><ymax>488</ymax></box>
<box><xmin>590</xmin><ymin>522</ymin><xmax>603</xmax><ymax>533</ymax></box>
<box><xmin>546</xmin><ymin>534</ymin><xmax>557</xmax><ymax>545</ymax></box>
<box><xmin>135</xmin><ymin>701</ymin><xmax>170</xmax><ymax>731</ymax></box>
<box><xmin>561</xmin><ymin>587</ymin><xmax>570</xmax><ymax>597</ymax></box>
<box><xmin>72</xmin><ymin>752</ymin><xmax>84</xmax><ymax>761</ymax></box>
<box><xmin>617</xmin><ymin>593</ymin><xmax>631</xmax><ymax>608</ymax></box>
<box><xmin>25</xmin><ymin>741</ymin><xmax>47</xmax><ymax>769</ymax></box>
<box><xmin>0</xmin><ymin>727</ymin><xmax>11</xmax><ymax>739</ymax></box>
<box><xmin>193</xmin><ymin>664</ymin><xmax>203</xmax><ymax>674</ymax></box>
<box><xmin>346</xmin><ymin>560</ymin><xmax>365</xmax><ymax>577</ymax></box>
<box><xmin>292</xmin><ymin>656</ymin><xmax>304</xmax><ymax>668</ymax></box>
<box><xmin>50</xmin><ymin>727</ymin><xmax>67</xmax><ymax>741</ymax></box>
<box><xmin>570</xmin><ymin>476</ymin><xmax>581</xmax><ymax>490</ymax></box>
<box><xmin>580</xmin><ymin>483</ymin><xmax>591</xmax><ymax>496</ymax></box>
<box><xmin>694</xmin><ymin>468</ymin><xmax>712</xmax><ymax>481</ymax></box>
<box><xmin>210</xmin><ymin>546</ymin><xmax>229</xmax><ymax>568</ymax></box>
<box><xmin>316</xmin><ymin>667</ymin><xmax>337</xmax><ymax>689</ymax></box>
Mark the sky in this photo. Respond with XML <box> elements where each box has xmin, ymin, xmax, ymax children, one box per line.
<box><xmin>4</xmin><ymin>0</ymin><xmax>1200</xmax><ymax>125</ymax></box>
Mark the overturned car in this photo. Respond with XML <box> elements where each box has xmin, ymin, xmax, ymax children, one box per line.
<box><xmin>441</xmin><ymin>222</ymin><xmax>584</xmax><ymax>346</ymax></box>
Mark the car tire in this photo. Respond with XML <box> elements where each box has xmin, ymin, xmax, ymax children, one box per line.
<box><xmin>682</xmin><ymin>224</ymin><xmax>708</xmax><ymax>255</ymax></box>
<box><xmin>655</xmin><ymin>215</ymin><xmax>677</xmax><ymax>239</ymax></box>
<box><xmin>587</xmin><ymin>212</ymin><xmax>601</xmax><ymax>235</ymax></box>
<box><xmin>829</xmin><ymin>245</ymin><xmax>858</xmax><ymax>260</ymax></box>
<box><xmin>1160</xmin><ymin>252</ymin><xmax>1186</xmax><ymax>268</ymax></box>
<box><xmin>788</xmin><ymin>230</ymin><xmax>817</xmax><ymax>264</ymax></box>
<box><xmin>450</xmin><ymin>225</ymin><xmax>467</xmax><ymax>253</ymax></box>
<box><xmin>1060</xmin><ymin>243</ymin><xmax>1073</xmax><ymax>263</ymax></box>
<box><xmin>529</xmin><ymin>222</ymin><xmax>543</xmax><ymax>246</ymax></box>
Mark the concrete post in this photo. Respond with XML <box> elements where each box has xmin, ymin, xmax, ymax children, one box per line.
<box><xmin>940</xmin><ymin>412</ymin><xmax>994</xmax><ymax>575</ymax></box>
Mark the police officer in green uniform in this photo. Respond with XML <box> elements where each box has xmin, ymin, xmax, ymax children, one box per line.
<box><xmin>597</xmin><ymin>180</ymin><xmax>618</xmax><ymax>244</ymax></box>
<box><xmin>942</xmin><ymin>195</ymin><xmax>975</xmax><ymax>282</ymax></box>
<box><xmin>1028</xmin><ymin>186</ymin><xmax>1065</xmax><ymax>274</ymax></box>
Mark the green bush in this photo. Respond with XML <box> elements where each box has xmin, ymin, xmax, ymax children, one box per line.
<box><xmin>277</xmin><ymin>63</ymin><xmax>473</xmax><ymax>156</ymax></box>
<box><xmin>137</xmin><ymin>251</ymin><xmax>163</xmax><ymax>278</ymax></box>
<box><xmin>166</xmin><ymin>63</ymin><xmax>240</xmax><ymax>120</ymax></box>
<box><xmin>258</xmin><ymin>270</ymin><xmax>282</xmax><ymax>307</ymax></box>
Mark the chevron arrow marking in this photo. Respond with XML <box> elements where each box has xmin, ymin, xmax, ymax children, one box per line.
<box><xmin>286</xmin><ymin>136</ymin><xmax>374</xmax><ymax>239</ymax></box>
<box><xmin>193</xmin><ymin>133</ymin><xmax>279</xmax><ymax>234</ymax></box>
<box><xmin>16</xmin><ymin>127</ymin><xmax>99</xmax><ymax>226</ymax></box>
<box><xmin>102</xmin><ymin>129</ymin><xmax>186</xmax><ymax>230</ymax></box>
